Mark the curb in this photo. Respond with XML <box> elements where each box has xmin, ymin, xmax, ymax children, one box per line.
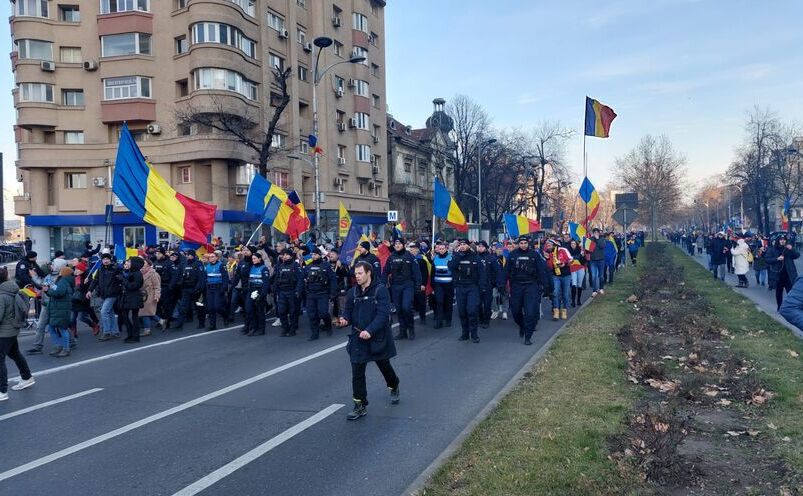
<box><xmin>402</xmin><ymin>297</ymin><xmax>593</xmax><ymax>496</ymax></box>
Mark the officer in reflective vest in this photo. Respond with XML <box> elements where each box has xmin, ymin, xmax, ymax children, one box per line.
<box><xmin>272</xmin><ymin>248</ymin><xmax>304</xmax><ymax>337</ymax></box>
<box><xmin>382</xmin><ymin>239</ymin><xmax>422</xmax><ymax>340</ymax></box>
<box><xmin>431</xmin><ymin>241</ymin><xmax>453</xmax><ymax>329</ymax></box>
<box><xmin>506</xmin><ymin>236</ymin><xmax>551</xmax><ymax>346</ymax></box>
<box><xmin>204</xmin><ymin>251</ymin><xmax>230</xmax><ymax>331</ymax></box>
<box><xmin>449</xmin><ymin>239</ymin><xmax>485</xmax><ymax>343</ymax></box>
<box><xmin>304</xmin><ymin>249</ymin><xmax>337</xmax><ymax>341</ymax></box>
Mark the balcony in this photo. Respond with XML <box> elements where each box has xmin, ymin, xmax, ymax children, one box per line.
<box><xmin>14</xmin><ymin>194</ymin><xmax>32</xmax><ymax>215</ymax></box>
<box><xmin>97</xmin><ymin>11</ymin><xmax>153</xmax><ymax>35</ymax></box>
<box><xmin>355</xmin><ymin>161</ymin><xmax>373</xmax><ymax>179</ymax></box>
<box><xmin>392</xmin><ymin>182</ymin><xmax>425</xmax><ymax>197</ymax></box>
<box><xmin>176</xmin><ymin>90</ymin><xmax>260</xmax><ymax>127</ymax></box>
<box><xmin>100</xmin><ymin>98</ymin><xmax>156</xmax><ymax>123</ymax></box>
<box><xmin>15</xmin><ymin>102</ymin><xmax>58</xmax><ymax>128</ymax></box>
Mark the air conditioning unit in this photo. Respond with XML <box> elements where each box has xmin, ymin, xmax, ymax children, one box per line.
<box><xmin>92</xmin><ymin>177</ymin><xmax>107</xmax><ymax>187</ymax></box>
<box><xmin>335</xmin><ymin>88</ymin><xmax>344</xmax><ymax>98</ymax></box>
<box><xmin>234</xmin><ymin>186</ymin><xmax>248</xmax><ymax>196</ymax></box>
<box><xmin>40</xmin><ymin>61</ymin><xmax>55</xmax><ymax>72</ymax></box>
<box><xmin>303</xmin><ymin>42</ymin><xmax>313</xmax><ymax>53</ymax></box>
<box><xmin>332</xmin><ymin>16</ymin><xmax>342</xmax><ymax>27</ymax></box>
<box><xmin>372</xmin><ymin>135</ymin><xmax>380</xmax><ymax>144</ymax></box>
<box><xmin>83</xmin><ymin>60</ymin><xmax>98</xmax><ymax>71</ymax></box>
<box><xmin>348</xmin><ymin>117</ymin><xmax>357</xmax><ymax>128</ymax></box>
<box><xmin>372</xmin><ymin>165</ymin><xmax>379</xmax><ymax>175</ymax></box>
<box><xmin>370</xmin><ymin>155</ymin><xmax>377</xmax><ymax>164</ymax></box>
<box><xmin>333</xmin><ymin>177</ymin><xmax>343</xmax><ymax>186</ymax></box>
<box><xmin>338</xmin><ymin>157</ymin><xmax>346</xmax><ymax>165</ymax></box>
<box><xmin>146</xmin><ymin>123</ymin><xmax>161</xmax><ymax>135</ymax></box>
<box><xmin>368</xmin><ymin>180</ymin><xmax>376</xmax><ymax>189</ymax></box>
<box><xmin>337</xmin><ymin>122</ymin><xmax>347</xmax><ymax>132</ymax></box>
<box><xmin>278</xmin><ymin>29</ymin><xmax>289</xmax><ymax>39</ymax></box>
<box><xmin>347</xmin><ymin>78</ymin><xmax>356</xmax><ymax>88</ymax></box>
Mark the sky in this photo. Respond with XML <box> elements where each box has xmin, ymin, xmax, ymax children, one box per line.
<box><xmin>384</xmin><ymin>0</ymin><xmax>803</xmax><ymax>191</ymax></box>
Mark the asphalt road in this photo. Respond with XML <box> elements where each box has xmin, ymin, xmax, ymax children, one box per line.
<box><xmin>1</xmin><ymin>298</ymin><xmax>577</xmax><ymax>496</ymax></box>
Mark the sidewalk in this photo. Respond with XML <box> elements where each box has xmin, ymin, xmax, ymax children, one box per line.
<box><xmin>685</xmin><ymin>249</ymin><xmax>803</xmax><ymax>339</ymax></box>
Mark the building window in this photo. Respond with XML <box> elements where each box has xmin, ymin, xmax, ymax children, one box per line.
<box><xmin>175</xmin><ymin>0</ymin><xmax>186</xmax><ymax>8</ymax></box>
<box><xmin>271</xmin><ymin>134</ymin><xmax>285</xmax><ymax>149</ymax></box>
<box><xmin>299</xmin><ymin>140</ymin><xmax>309</xmax><ymax>154</ymax></box>
<box><xmin>103</xmin><ymin>76</ymin><xmax>151</xmax><ymax>100</ymax></box>
<box><xmin>372</xmin><ymin>124</ymin><xmax>381</xmax><ymax>139</ymax></box>
<box><xmin>356</xmin><ymin>144</ymin><xmax>371</xmax><ymax>162</ymax></box>
<box><xmin>14</xmin><ymin>0</ymin><xmax>49</xmax><ymax>17</ymax></box>
<box><xmin>372</xmin><ymin>94</ymin><xmax>380</xmax><ymax>108</ymax></box>
<box><xmin>226</xmin><ymin>0</ymin><xmax>254</xmax><ymax>16</ymax></box>
<box><xmin>178</xmin><ymin>166</ymin><xmax>192</xmax><ymax>184</ymax></box>
<box><xmin>337</xmin><ymin>145</ymin><xmax>346</xmax><ymax>159</ymax></box>
<box><xmin>354</xmin><ymin>79</ymin><xmax>369</xmax><ymax>97</ymax></box>
<box><xmin>16</xmin><ymin>39</ymin><xmax>53</xmax><ymax>61</ymax></box>
<box><xmin>297</xmin><ymin>65</ymin><xmax>308</xmax><ymax>81</ymax></box>
<box><xmin>192</xmin><ymin>68</ymin><xmax>257</xmax><ymax>100</ymax></box>
<box><xmin>274</xmin><ymin>171</ymin><xmax>289</xmax><ymax>188</ymax></box>
<box><xmin>59</xmin><ymin>5</ymin><xmax>80</xmax><ymax>22</ymax></box>
<box><xmin>358</xmin><ymin>182</ymin><xmax>365</xmax><ymax>195</ymax></box>
<box><xmin>175</xmin><ymin>36</ymin><xmax>188</xmax><ymax>54</ymax></box>
<box><xmin>338</xmin><ymin>179</ymin><xmax>346</xmax><ymax>193</ymax></box>
<box><xmin>352</xmin><ymin>12</ymin><xmax>368</xmax><ymax>32</ymax></box>
<box><xmin>352</xmin><ymin>46</ymin><xmax>368</xmax><ymax>65</ymax></box>
<box><xmin>100</xmin><ymin>0</ymin><xmax>150</xmax><ymax>15</ymax></box>
<box><xmin>235</xmin><ymin>163</ymin><xmax>256</xmax><ymax>184</ymax></box>
<box><xmin>62</xmin><ymin>89</ymin><xmax>84</xmax><ymax>106</ymax></box>
<box><xmin>267</xmin><ymin>11</ymin><xmax>285</xmax><ymax>32</ymax></box>
<box><xmin>64</xmin><ymin>131</ymin><xmax>84</xmax><ymax>144</ymax></box>
<box><xmin>60</xmin><ymin>47</ymin><xmax>82</xmax><ymax>63</ymax></box>
<box><xmin>336</xmin><ymin>110</ymin><xmax>345</xmax><ymax>125</ymax></box>
<box><xmin>191</xmin><ymin>22</ymin><xmax>255</xmax><ymax>58</ymax></box>
<box><xmin>369</xmin><ymin>32</ymin><xmax>378</xmax><ymax>46</ymax></box>
<box><xmin>334</xmin><ymin>76</ymin><xmax>345</xmax><ymax>92</ymax></box>
<box><xmin>334</xmin><ymin>41</ymin><xmax>343</xmax><ymax>57</ymax></box>
<box><xmin>371</xmin><ymin>63</ymin><xmax>380</xmax><ymax>77</ymax></box>
<box><xmin>374</xmin><ymin>185</ymin><xmax>381</xmax><ymax>197</ymax></box>
<box><xmin>373</xmin><ymin>155</ymin><xmax>382</xmax><ymax>167</ymax></box>
<box><xmin>101</xmin><ymin>33</ymin><xmax>151</xmax><ymax>57</ymax></box>
<box><xmin>297</xmin><ymin>28</ymin><xmax>306</xmax><ymax>44</ymax></box>
<box><xmin>65</xmin><ymin>172</ymin><xmax>87</xmax><ymax>188</ymax></box>
<box><xmin>354</xmin><ymin>112</ymin><xmax>369</xmax><ymax>130</ymax></box>
<box><xmin>403</xmin><ymin>155</ymin><xmax>413</xmax><ymax>173</ymax></box>
<box><xmin>19</xmin><ymin>83</ymin><xmax>54</xmax><ymax>102</ymax></box>
<box><xmin>269</xmin><ymin>53</ymin><xmax>284</xmax><ymax>70</ymax></box>
<box><xmin>296</xmin><ymin>0</ymin><xmax>305</xmax><ymax>7</ymax></box>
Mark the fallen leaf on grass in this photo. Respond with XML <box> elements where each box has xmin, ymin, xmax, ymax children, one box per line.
<box><xmin>646</xmin><ymin>378</ymin><xmax>679</xmax><ymax>393</ymax></box>
<box><xmin>781</xmin><ymin>436</ymin><xmax>791</xmax><ymax>442</ymax></box>
<box><xmin>717</xmin><ymin>399</ymin><xmax>732</xmax><ymax>406</ymax></box>
<box><xmin>726</xmin><ymin>430</ymin><xmax>746</xmax><ymax>436</ymax></box>
<box><xmin>627</xmin><ymin>349</ymin><xmax>637</xmax><ymax>359</ymax></box>
<box><xmin>747</xmin><ymin>430</ymin><xmax>760</xmax><ymax>437</ymax></box>
<box><xmin>787</xmin><ymin>349</ymin><xmax>800</xmax><ymax>358</ymax></box>
<box><xmin>660</xmin><ymin>355</ymin><xmax>675</xmax><ymax>360</ymax></box>
<box><xmin>767</xmin><ymin>422</ymin><xmax>778</xmax><ymax>430</ymax></box>
<box><xmin>654</xmin><ymin>422</ymin><xmax>670</xmax><ymax>433</ymax></box>
<box><xmin>749</xmin><ymin>389</ymin><xmax>776</xmax><ymax>405</ymax></box>
<box><xmin>627</xmin><ymin>375</ymin><xmax>639</xmax><ymax>384</ymax></box>
<box><xmin>688</xmin><ymin>352</ymin><xmax>699</xmax><ymax>361</ymax></box>
<box><xmin>626</xmin><ymin>295</ymin><xmax>639</xmax><ymax>303</ymax></box>
<box><xmin>703</xmin><ymin>389</ymin><xmax>719</xmax><ymax>397</ymax></box>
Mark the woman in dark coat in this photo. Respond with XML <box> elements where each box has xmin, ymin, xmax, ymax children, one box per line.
<box><xmin>118</xmin><ymin>257</ymin><xmax>145</xmax><ymax>343</ymax></box>
<box><xmin>338</xmin><ymin>260</ymin><xmax>400</xmax><ymax>421</ymax></box>
<box><xmin>45</xmin><ymin>267</ymin><xmax>75</xmax><ymax>357</ymax></box>
<box><xmin>764</xmin><ymin>236</ymin><xmax>799</xmax><ymax>310</ymax></box>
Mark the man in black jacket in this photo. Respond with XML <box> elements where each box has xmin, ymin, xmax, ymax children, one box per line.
<box><xmin>327</xmin><ymin>250</ymin><xmax>351</xmax><ymax>320</ymax></box>
<box><xmin>449</xmin><ymin>239</ymin><xmax>485</xmax><ymax>343</ymax></box>
<box><xmin>506</xmin><ymin>236</ymin><xmax>551</xmax><ymax>345</ymax></box>
<box><xmin>383</xmin><ymin>239</ymin><xmax>422</xmax><ymax>340</ymax></box>
<box><xmin>476</xmin><ymin>241</ymin><xmax>500</xmax><ymax>329</ymax></box>
<box><xmin>153</xmin><ymin>248</ymin><xmax>177</xmax><ymax>329</ymax></box>
<box><xmin>710</xmin><ymin>232</ymin><xmax>729</xmax><ymax>281</ymax></box>
<box><xmin>273</xmin><ymin>249</ymin><xmax>304</xmax><ymax>337</ymax></box>
<box><xmin>231</xmin><ymin>246</ymin><xmax>253</xmax><ymax>333</ymax></box>
<box><xmin>14</xmin><ymin>252</ymin><xmax>44</xmax><ymax>290</ymax></box>
<box><xmin>172</xmin><ymin>250</ymin><xmax>206</xmax><ymax>330</ymax></box>
<box><xmin>407</xmin><ymin>242</ymin><xmax>430</xmax><ymax>326</ymax></box>
<box><xmin>88</xmin><ymin>253</ymin><xmax>123</xmax><ymax>339</ymax></box>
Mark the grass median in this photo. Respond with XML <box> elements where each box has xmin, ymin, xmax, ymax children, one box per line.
<box><xmin>419</xmin><ymin>263</ymin><xmax>642</xmax><ymax>495</ymax></box>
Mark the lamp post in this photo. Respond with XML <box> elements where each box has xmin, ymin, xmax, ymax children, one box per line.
<box><xmin>702</xmin><ymin>201</ymin><xmax>710</xmax><ymax>233</ymax></box>
<box><xmin>733</xmin><ymin>184</ymin><xmax>745</xmax><ymax>231</ymax></box>
<box><xmin>476</xmin><ymin>138</ymin><xmax>496</xmax><ymax>227</ymax></box>
<box><xmin>311</xmin><ymin>36</ymin><xmax>365</xmax><ymax>238</ymax></box>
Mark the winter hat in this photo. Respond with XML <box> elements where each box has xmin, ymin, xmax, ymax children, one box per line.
<box><xmin>75</xmin><ymin>261</ymin><xmax>88</xmax><ymax>272</ymax></box>
<box><xmin>478</xmin><ymin>240</ymin><xmax>489</xmax><ymax>248</ymax></box>
<box><xmin>252</xmin><ymin>251</ymin><xmax>264</xmax><ymax>260</ymax></box>
<box><xmin>282</xmin><ymin>248</ymin><xmax>295</xmax><ymax>257</ymax></box>
<box><xmin>360</xmin><ymin>241</ymin><xmax>372</xmax><ymax>251</ymax></box>
<box><xmin>59</xmin><ymin>266</ymin><xmax>74</xmax><ymax>277</ymax></box>
<box><xmin>54</xmin><ymin>250</ymin><xmax>65</xmax><ymax>258</ymax></box>
<box><xmin>26</xmin><ymin>251</ymin><xmax>37</xmax><ymax>259</ymax></box>
<box><xmin>100</xmin><ymin>252</ymin><xmax>113</xmax><ymax>260</ymax></box>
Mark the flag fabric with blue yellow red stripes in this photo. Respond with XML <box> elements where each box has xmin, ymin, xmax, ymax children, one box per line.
<box><xmin>584</xmin><ymin>97</ymin><xmax>617</xmax><ymax>138</ymax></box>
<box><xmin>503</xmin><ymin>213</ymin><xmax>541</xmax><ymax>238</ymax></box>
<box><xmin>579</xmin><ymin>177</ymin><xmax>601</xmax><ymax>225</ymax></box>
<box><xmin>245</xmin><ymin>175</ymin><xmax>310</xmax><ymax>240</ymax></box>
<box><xmin>568</xmin><ymin>222</ymin><xmax>587</xmax><ymax>241</ymax></box>
<box><xmin>433</xmin><ymin>179</ymin><xmax>468</xmax><ymax>232</ymax></box>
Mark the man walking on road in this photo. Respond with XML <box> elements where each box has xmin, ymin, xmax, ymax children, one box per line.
<box><xmin>0</xmin><ymin>266</ymin><xmax>35</xmax><ymax>401</ymax></box>
<box><xmin>507</xmin><ymin>236</ymin><xmax>551</xmax><ymax>346</ymax></box>
<box><xmin>339</xmin><ymin>261</ymin><xmax>400</xmax><ymax>421</ymax></box>
<box><xmin>449</xmin><ymin>239</ymin><xmax>484</xmax><ymax>343</ymax></box>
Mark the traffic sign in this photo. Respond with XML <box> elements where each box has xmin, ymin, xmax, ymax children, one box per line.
<box><xmin>612</xmin><ymin>207</ymin><xmax>638</xmax><ymax>226</ymax></box>
<box><xmin>387</xmin><ymin>210</ymin><xmax>398</xmax><ymax>222</ymax></box>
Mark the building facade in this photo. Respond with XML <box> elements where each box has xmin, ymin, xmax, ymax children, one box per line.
<box><xmin>387</xmin><ymin>98</ymin><xmax>456</xmax><ymax>239</ymax></box>
<box><xmin>10</xmin><ymin>0</ymin><xmax>388</xmax><ymax>258</ymax></box>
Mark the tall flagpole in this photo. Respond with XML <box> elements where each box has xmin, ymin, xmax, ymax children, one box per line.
<box><xmin>583</xmin><ymin>124</ymin><xmax>588</xmax><ymax>230</ymax></box>
<box><xmin>431</xmin><ymin>214</ymin><xmax>436</xmax><ymax>254</ymax></box>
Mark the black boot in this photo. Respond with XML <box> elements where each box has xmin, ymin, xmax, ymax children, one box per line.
<box><xmin>570</xmin><ymin>287</ymin><xmax>577</xmax><ymax>307</ymax></box>
<box><xmin>394</xmin><ymin>329</ymin><xmax>408</xmax><ymax>340</ymax></box>
<box><xmin>346</xmin><ymin>400</ymin><xmax>367</xmax><ymax>420</ymax></box>
<box><xmin>434</xmin><ymin>321</ymin><xmax>443</xmax><ymax>329</ymax></box>
<box><xmin>408</xmin><ymin>327</ymin><xmax>415</xmax><ymax>340</ymax></box>
<box><xmin>576</xmin><ymin>289</ymin><xmax>583</xmax><ymax>305</ymax></box>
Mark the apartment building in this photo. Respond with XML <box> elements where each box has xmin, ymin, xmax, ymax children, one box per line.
<box><xmin>10</xmin><ymin>0</ymin><xmax>388</xmax><ymax>258</ymax></box>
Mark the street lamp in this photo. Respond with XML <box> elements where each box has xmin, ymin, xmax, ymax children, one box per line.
<box><xmin>733</xmin><ymin>184</ymin><xmax>745</xmax><ymax>231</ymax></box>
<box><xmin>476</xmin><ymin>138</ymin><xmax>497</xmax><ymax>226</ymax></box>
<box><xmin>310</xmin><ymin>36</ymin><xmax>365</xmax><ymax>238</ymax></box>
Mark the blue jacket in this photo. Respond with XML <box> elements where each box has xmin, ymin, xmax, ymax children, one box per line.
<box><xmin>205</xmin><ymin>261</ymin><xmax>230</xmax><ymax>288</ymax></box>
<box><xmin>431</xmin><ymin>252</ymin><xmax>453</xmax><ymax>284</ymax></box>
<box><xmin>779</xmin><ymin>276</ymin><xmax>803</xmax><ymax>331</ymax></box>
<box><xmin>344</xmin><ymin>280</ymin><xmax>396</xmax><ymax>364</ymax></box>
<box><xmin>247</xmin><ymin>263</ymin><xmax>271</xmax><ymax>298</ymax></box>
<box><xmin>604</xmin><ymin>238</ymin><xmax>618</xmax><ymax>265</ymax></box>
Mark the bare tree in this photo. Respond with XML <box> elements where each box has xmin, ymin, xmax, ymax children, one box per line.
<box><xmin>174</xmin><ymin>67</ymin><xmax>293</xmax><ymax>178</ymax></box>
<box><xmin>446</xmin><ymin>94</ymin><xmax>491</xmax><ymax>220</ymax></box>
<box><xmin>480</xmin><ymin>134</ymin><xmax>529</xmax><ymax>234</ymax></box>
<box><xmin>518</xmin><ymin>121</ymin><xmax>574</xmax><ymax>222</ymax></box>
<box><xmin>615</xmin><ymin>135</ymin><xmax>685</xmax><ymax>241</ymax></box>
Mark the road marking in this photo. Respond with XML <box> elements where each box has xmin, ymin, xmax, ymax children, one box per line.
<box><xmin>0</xmin><ymin>388</ymin><xmax>103</xmax><ymax>422</ymax></box>
<box><xmin>0</xmin><ymin>342</ymin><xmax>347</xmax><ymax>483</ymax></box>
<box><xmin>171</xmin><ymin>404</ymin><xmax>345</xmax><ymax>496</ymax></box>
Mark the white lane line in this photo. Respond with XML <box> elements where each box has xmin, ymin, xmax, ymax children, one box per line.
<box><xmin>0</xmin><ymin>388</ymin><xmax>104</xmax><ymax>422</ymax></box>
<box><xmin>0</xmin><ymin>342</ymin><xmax>347</xmax><ymax>483</ymax></box>
<box><xmin>172</xmin><ymin>404</ymin><xmax>345</xmax><ymax>496</ymax></box>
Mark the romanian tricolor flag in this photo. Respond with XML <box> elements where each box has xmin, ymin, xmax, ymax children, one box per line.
<box><xmin>782</xmin><ymin>197</ymin><xmax>791</xmax><ymax>230</ymax></box>
<box><xmin>114</xmin><ymin>245</ymin><xmax>140</xmax><ymax>261</ymax></box>
<box><xmin>113</xmin><ymin>124</ymin><xmax>216</xmax><ymax>246</ymax></box>
<box><xmin>339</xmin><ymin>202</ymin><xmax>351</xmax><ymax>239</ymax></box>
<box><xmin>584</xmin><ymin>97</ymin><xmax>617</xmax><ymax>138</ymax></box>
<box><xmin>433</xmin><ymin>179</ymin><xmax>468</xmax><ymax>232</ymax></box>
<box><xmin>579</xmin><ymin>177</ymin><xmax>601</xmax><ymax>225</ymax></box>
<box><xmin>286</xmin><ymin>191</ymin><xmax>311</xmax><ymax>239</ymax></box>
<box><xmin>503</xmin><ymin>213</ymin><xmax>541</xmax><ymax>238</ymax></box>
<box><xmin>20</xmin><ymin>285</ymin><xmax>40</xmax><ymax>299</ymax></box>
<box><xmin>568</xmin><ymin>222</ymin><xmax>587</xmax><ymax>241</ymax></box>
<box><xmin>245</xmin><ymin>176</ymin><xmax>310</xmax><ymax>240</ymax></box>
<box><xmin>179</xmin><ymin>240</ymin><xmax>209</xmax><ymax>258</ymax></box>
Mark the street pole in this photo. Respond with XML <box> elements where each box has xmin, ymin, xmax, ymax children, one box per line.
<box><xmin>476</xmin><ymin>138</ymin><xmax>496</xmax><ymax>232</ymax></box>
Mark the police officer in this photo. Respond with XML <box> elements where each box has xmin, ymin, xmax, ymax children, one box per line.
<box><xmin>244</xmin><ymin>252</ymin><xmax>271</xmax><ymax>336</ymax></box>
<box><xmin>15</xmin><ymin>251</ymin><xmax>44</xmax><ymax>290</ymax></box>
<box><xmin>152</xmin><ymin>248</ymin><xmax>177</xmax><ymax>329</ymax></box>
<box><xmin>231</xmin><ymin>246</ymin><xmax>253</xmax><ymax>333</ymax></box>
<box><xmin>351</xmin><ymin>241</ymin><xmax>381</xmax><ymax>278</ymax></box>
<box><xmin>204</xmin><ymin>251</ymin><xmax>230</xmax><ymax>331</ymax></box>
<box><xmin>337</xmin><ymin>261</ymin><xmax>400</xmax><ymax>421</ymax></box>
<box><xmin>304</xmin><ymin>248</ymin><xmax>337</xmax><ymax>341</ymax></box>
<box><xmin>449</xmin><ymin>239</ymin><xmax>484</xmax><ymax>343</ymax></box>
<box><xmin>173</xmin><ymin>250</ymin><xmax>206</xmax><ymax>330</ymax></box>
<box><xmin>383</xmin><ymin>239</ymin><xmax>422</xmax><ymax>340</ymax></box>
<box><xmin>273</xmin><ymin>248</ymin><xmax>304</xmax><ymax>337</ymax></box>
<box><xmin>506</xmin><ymin>236</ymin><xmax>551</xmax><ymax>345</ymax></box>
<box><xmin>407</xmin><ymin>242</ymin><xmax>430</xmax><ymax>325</ymax></box>
<box><xmin>476</xmin><ymin>240</ymin><xmax>500</xmax><ymax>329</ymax></box>
<box><xmin>431</xmin><ymin>241</ymin><xmax>453</xmax><ymax>329</ymax></box>
<box><xmin>327</xmin><ymin>249</ymin><xmax>350</xmax><ymax>319</ymax></box>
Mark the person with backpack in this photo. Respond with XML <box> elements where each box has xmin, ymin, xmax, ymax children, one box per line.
<box><xmin>44</xmin><ymin>266</ymin><xmax>75</xmax><ymax>358</ymax></box>
<box><xmin>118</xmin><ymin>257</ymin><xmax>145</xmax><ymax>343</ymax></box>
<box><xmin>0</xmin><ymin>266</ymin><xmax>35</xmax><ymax>401</ymax></box>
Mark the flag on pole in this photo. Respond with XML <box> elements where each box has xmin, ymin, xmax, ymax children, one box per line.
<box><xmin>112</xmin><ymin>123</ymin><xmax>216</xmax><ymax>246</ymax></box>
<box><xmin>339</xmin><ymin>201</ymin><xmax>351</xmax><ymax>239</ymax></box>
<box><xmin>340</xmin><ymin>224</ymin><xmax>362</xmax><ymax>265</ymax></box>
<box><xmin>286</xmin><ymin>191</ymin><xmax>311</xmax><ymax>239</ymax></box>
<box><xmin>245</xmin><ymin>175</ymin><xmax>309</xmax><ymax>240</ymax></box>
<box><xmin>503</xmin><ymin>213</ymin><xmax>540</xmax><ymax>238</ymax></box>
<box><xmin>568</xmin><ymin>222</ymin><xmax>587</xmax><ymax>241</ymax></box>
<box><xmin>782</xmin><ymin>197</ymin><xmax>791</xmax><ymax>230</ymax></box>
<box><xmin>584</xmin><ymin>97</ymin><xmax>617</xmax><ymax>138</ymax></box>
<box><xmin>433</xmin><ymin>179</ymin><xmax>468</xmax><ymax>232</ymax></box>
<box><xmin>579</xmin><ymin>177</ymin><xmax>601</xmax><ymax>224</ymax></box>
<box><xmin>308</xmin><ymin>134</ymin><xmax>324</xmax><ymax>156</ymax></box>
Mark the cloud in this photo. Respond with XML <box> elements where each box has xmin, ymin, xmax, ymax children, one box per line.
<box><xmin>515</xmin><ymin>93</ymin><xmax>540</xmax><ymax>105</ymax></box>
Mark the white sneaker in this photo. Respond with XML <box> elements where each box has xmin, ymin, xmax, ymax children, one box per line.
<box><xmin>599</xmin><ymin>289</ymin><xmax>605</xmax><ymax>295</ymax></box>
<box><xmin>502</xmin><ymin>312</ymin><xmax>508</xmax><ymax>320</ymax></box>
<box><xmin>592</xmin><ymin>291</ymin><xmax>598</xmax><ymax>297</ymax></box>
<box><xmin>490</xmin><ymin>311</ymin><xmax>498</xmax><ymax>320</ymax></box>
<box><xmin>11</xmin><ymin>377</ymin><xmax>35</xmax><ymax>391</ymax></box>
<box><xmin>272</xmin><ymin>318</ymin><xmax>282</xmax><ymax>327</ymax></box>
<box><xmin>0</xmin><ymin>392</ymin><xmax>7</xmax><ymax>401</ymax></box>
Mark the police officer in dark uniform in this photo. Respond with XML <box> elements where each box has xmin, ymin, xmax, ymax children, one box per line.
<box><xmin>506</xmin><ymin>235</ymin><xmax>551</xmax><ymax>345</ymax></box>
<box><xmin>152</xmin><ymin>248</ymin><xmax>177</xmax><ymax>329</ymax></box>
<box><xmin>383</xmin><ymin>239</ymin><xmax>422</xmax><ymax>340</ymax></box>
<box><xmin>244</xmin><ymin>252</ymin><xmax>271</xmax><ymax>336</ymax></box>
<box><xmin>204</xmin><ymin>251</ymin><xmax>230</xmax><ymax>331</ymax></box>
<box><xmin>449</xmin><ymin>239</ymin><xmax>484</xmax><ymax>343</ymax></box>
<box><xmin>15</xmin><ymin>251</ymin><xmax>44</xmax><ymax>290</ymax></box>
<box><xmin>407</xmin><ymin>242</ymin><xmax>430</xmax><ymax>325</ymax></box>
<box><xmin>304</xmin><ymin>248</ymin><xmax>337</xmax><ymax>341</ymax></box>
<box><xmin>173</xmin><ymin>250</ymin><xmax>206</xmax><ymax>330</ymax></box>
<box><xmin>476</xmin><ymin>240</ymin><xmax>500</xmax><ymax>329</ymax></box>
<box><xmin>231</xmin><ymin>246</ymin><xmax>253</xmax><ymax>332</ymax></box>
<box><xmin>327</xmin><ymin>249</ymin><xmax>350</xmax><ymax>319</ymax></box>
<box><xmin>272</xmin><ymin>248</ymin><xmax>304</xmax><ymax>337</ymax></box>
<box><xmin>351</xmin><ymin>241</ymin><xmax>381</xmax><ymax>279</ymax></box>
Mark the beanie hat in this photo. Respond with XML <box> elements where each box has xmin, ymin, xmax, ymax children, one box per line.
<box><xmin>360</xmin><ymin>241</ymin><xmax>371</xmax><ymax>251</ymax></box>
<box><xmin>26</xmin><ymin>251</ymin><xmax>37</xmax><ymax>259</ymax></box>
<box><xmin>100</xmin><ymin>252</ymin><xmax>113</xmax><ymax>260</ymax></box>
<box><xmin>59</xmin><ymin>266</ymin><xmax>74</xmax><ymax>277</ymax></box>
<box><xmin>478</xmin><ymin>240</ymin><xmax>489</xmax><ymax>248</ymax></box>
<box><xmin>54</xmin><ymin>250</ymin><xmax>65</xmax><ymax>258</ymax></box>
<box><xmin>75</xmin><ymin>261</ymin><xmax>88</xmax><ymax>272</ymax></box>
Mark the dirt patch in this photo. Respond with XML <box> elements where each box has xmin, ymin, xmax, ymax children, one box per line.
<box><xmin>611</xmin><ymin>244</ymin><xmax>802</xmax><ymax>494</ymax></box>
